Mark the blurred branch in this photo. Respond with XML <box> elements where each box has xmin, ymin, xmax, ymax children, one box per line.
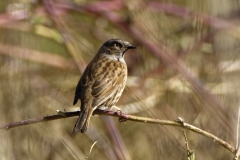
<box><xmin>103</xmin><ymin>117</ymin><xmax>131</xmax><ymax>160</ymax></box>
<box><xmin>142</xmin><ymin>31</ymin><xmax>213</xmax><ymax>80</ymax></box>
<box><xmin>0</xmin><ymin>109</ymin><xmax>235</xmax><ymax>154</ymax></box>
<box><xmin>0</xmin><ymin>43</ymin><xmax>76</xmax><ymax>70</ymax></box>
<box><xmin>42</xmin><ymin>0</ymin><xmax>85</xmax><ymax>73</ymax></box>
<box><xmin>0</xmin><ymin>11</ymin><xmax>30</xmax><ymax>26</ymax></box>
<box><xmin>146</xmin><ymin>2</ymin><xmax>240</xmax><ymax>33</ymax></box>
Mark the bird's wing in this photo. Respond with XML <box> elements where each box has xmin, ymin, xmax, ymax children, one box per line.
<box><xmin>73</xmin><ymin>66</ymin><xmax>89</xmax><ymax>105</ymax></box>
<box><xmin>91</xmin><ymin>61</ymin><xmax>127</xmax><ymax>107</ymax></box>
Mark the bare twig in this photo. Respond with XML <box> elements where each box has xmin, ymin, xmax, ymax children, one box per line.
<box><xmin>85</xmin><ymin>141</ymin><xmax>98</xmax><ymax>160</ymax></box>
<box><xmin>233</xmin><ymin>106</ymin><xmax>240</xmax><ymax>160</ymax></box>
<box><xmin>183</xmin><ymin>130</ymin><xmax>195</xmax><ymax>160</ymax></box>
<box><xmin>183</xmin><ymin>130</ymin><xmax>190</xmax><ymax>152</ymax></box>
<box><xmin>0</xmin><ymin>109</ymin><xmax>235</xmax><ymax>154</ymax></box>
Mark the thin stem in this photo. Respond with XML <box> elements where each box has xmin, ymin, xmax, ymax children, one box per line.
<box><xmin>233</xmin><ymin>106</ymin><xmax>240</xmax><ymax>160</ymax></box>
<box><xmin>236</xmin><ymin>106</ymin><xmax>240</xmax><ymax>148</ymax></box>
<box><xmin>85</xmin><ymin>141</ymin><xmax>98</xmax><ymax>160</ymax></box>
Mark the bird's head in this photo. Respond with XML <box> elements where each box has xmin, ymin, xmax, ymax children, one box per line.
<box><xmin>99</xmin><ymin>39</ymin><xmax>136</xmax><ymax>58</ymax></box>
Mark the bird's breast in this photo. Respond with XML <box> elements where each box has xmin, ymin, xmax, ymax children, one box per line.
<box><xmin>93</xmin><ymin>56</ymin><xmax>127</xmax><ymax>79</ymax></box>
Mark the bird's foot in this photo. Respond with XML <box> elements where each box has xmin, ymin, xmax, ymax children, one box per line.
<box><xmin>110</xmin><ymin>105</ymin><xmax>121</xmax><ymax>111</ymax></box>
<box><xmin>117</xmin><ymin>110</ymin><xmax>128</xmax><ymax>123</ymax></box>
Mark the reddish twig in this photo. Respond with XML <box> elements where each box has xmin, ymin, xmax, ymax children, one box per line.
<box><xmin>146</xmin><ymin>2</ymin><xmax>234</xmax><ymax>30</ymax></box>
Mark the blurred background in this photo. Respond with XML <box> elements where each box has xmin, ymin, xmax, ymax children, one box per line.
<box><xmin>0</xmin><ymin>0</ymin><xmax>240</xmax><ymax>159</ymax></box>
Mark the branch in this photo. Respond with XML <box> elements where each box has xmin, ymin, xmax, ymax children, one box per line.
<box><xmin>0</xmin><ymin>109</ymin><xmax>235</xmax><ymax>154</ymax></box>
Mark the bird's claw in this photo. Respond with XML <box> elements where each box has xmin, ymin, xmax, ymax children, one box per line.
<box><xmin>117</xmin><ymin>110</ymin><xmax>128</xmax><ymax>123</ymax></box>
<box><xmin>117</xmin><ymin>110</ymin><xmax>122</xmax><ymax>116</ymax></box>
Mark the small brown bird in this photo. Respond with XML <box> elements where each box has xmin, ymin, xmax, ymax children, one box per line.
<box><xmin>72</xmin><ymin>39</ymin><xmax>136</xmax><ymax>133</ymax></box>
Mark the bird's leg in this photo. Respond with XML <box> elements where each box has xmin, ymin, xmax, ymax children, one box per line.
<box><xmin>98</xmin><ymin>105</ymin><xmax>108</xmax><ymax>110</ymax></box>
<box><xmin>109</xmin><ymin>105</ymin><xmax>123</xmax><ymax>116</ymax></box>
<box><xmin>109</xmin><ymin>105</ymin><xmax>128</xmax><ymax>123</ymax></box>
<box><xmin>110</xmin><ymin>105</ymin><xmax>121</xmax><ymax>112</ymax></box>
<box><xmin>98</xmin><ymin>105</ymin><xmax>121</xmax><ymax>113</ymax></box>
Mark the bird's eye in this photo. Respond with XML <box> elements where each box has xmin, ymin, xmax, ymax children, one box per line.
<box><xmin>114</xmin><ymin>42</ymin><xmax>122</xmax><ymax>48</ymax></box>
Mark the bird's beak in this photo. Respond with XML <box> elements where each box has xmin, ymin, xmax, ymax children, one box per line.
<box><xmin>127</xmin><ymin>45</ymin><xmax>137</xmax><ymax>49</ymax></box>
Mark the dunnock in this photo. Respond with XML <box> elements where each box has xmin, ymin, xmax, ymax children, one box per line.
<box><xmin>72</xmin><ymin>39</ymin><xmax>136</xmax><ymax>133</ymax></box>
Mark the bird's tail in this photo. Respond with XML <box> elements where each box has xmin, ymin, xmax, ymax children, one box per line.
<box><xmin>72</xmin><ymin>107</ymin><xmax>94</xmax><ymax>134</ymax></box>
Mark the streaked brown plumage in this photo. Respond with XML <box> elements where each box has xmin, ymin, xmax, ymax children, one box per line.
<box><xmin>72</xmin><ymin>39</ymin><xmax>136</xmax><ymax>133</ymax></box>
